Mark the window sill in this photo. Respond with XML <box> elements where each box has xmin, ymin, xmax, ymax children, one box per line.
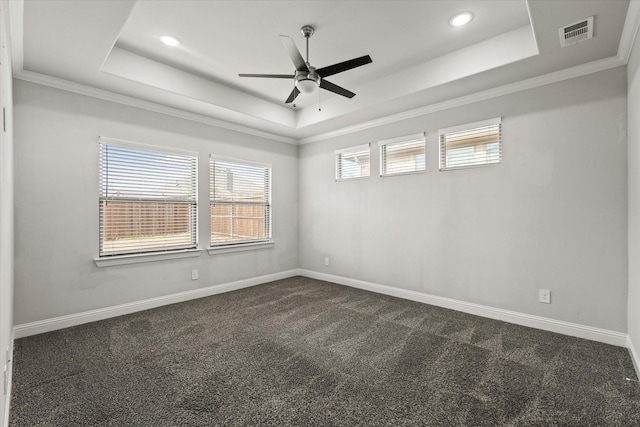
<box><xmin>439</xmin><ymin>161</ymin><xmax>501</xmax><ymax>171</ymax></box>
<box><xmin>94</xmin><ymin>248</ymin><xmax>203</xmax><ymax>267</ymax></box>
<box><xmin>335</xmin><ymin>176</ymin><xmax>370</xmax><ymax>182</ymax></box>
<box><xmin>208</xmin><ymin>240</ymin><xmax>274</xmax><ymax>255</ymax></box>
<box><xmin>380</xmin><ymin>169</ymin><xmax>426</xmax><ymax>178</ymax></box>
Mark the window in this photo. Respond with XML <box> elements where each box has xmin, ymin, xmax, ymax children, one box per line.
<box><xmin>439</xmin><ymin>117</ymin><xmax>502</xmax><ymax>170</ymax></box>
<box><xmin>379</xmin><ymin>133</ymin><xmax>426</xmax><ymax>176</ymax></box>
<box><xmin>99</xmin><ymin>138</ymin><xmax>198</xmax><ymax>257</ymax></box>
<box><xmin>210</xmin><ymin>156</ymin><xmax>271</xmax><ymax>246</ymax></box>
<box><xmin>335</xmin><ymin>144</ymin><xmax>370</xmax><ymax>180</ymax></box>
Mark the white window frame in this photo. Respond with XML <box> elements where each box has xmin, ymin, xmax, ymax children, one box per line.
<box><xmin>209</xmin><ymin>155</ymin><xmax>273</xmax><ymax>253</ymax></box>
<box><xmin>379</xmin><ymin>133</ymin><xmax>426</xmax><ymax>177</ymax></box>
<box><xmin>335</xmin><ymin>143</ymin><xmax>371</xmax><ymax>181</ymax></box>
<box><xmin>95</xmin><ymin>137</ymin><xmax>200</xmax><ymax>267</ymax></box>
<box><xmin>439</xmin><ymin>117</ymin><xmax>502</xmax><ymax>171</ymax></box>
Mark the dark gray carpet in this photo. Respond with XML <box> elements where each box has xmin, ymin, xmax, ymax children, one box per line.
<box><xmin>9</xmin><ymin>276</ymin><xmax>640</xmax><ymax>426</ymax></box>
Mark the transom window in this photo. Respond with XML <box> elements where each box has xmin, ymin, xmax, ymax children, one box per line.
<box><xmin>379</xmin><ymin>133</ymin><xmax>426</xmax><ymax>176</ymax></box>
<box><xmin>98</xmin><ymin>138</ymin><xmax>198</xmax><ymax>256</ymax></box>
<box><xmin>439</xmin><ymin>117</ymin><xmax>502</xmax><ymax>170</ymax></box>
<box><xmin>210</xmin><ymin>156</ymin><xmax>271</xmax><ymax>246</ymax></box>
<box><xmin>335</xmin><ymin>144</ymin><xmax>371</xmax><ymax>180</ymax></box>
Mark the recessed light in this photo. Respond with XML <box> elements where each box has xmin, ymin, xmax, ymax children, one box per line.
<box><xmin>449</xmin><ymin>12</ymin><xmax>474</xmax><ymax>27</ymax></box>
<box><xmin>160</xmin><ymin>35</ymin><xmax>180</xmax><ymax>47</ymax></box>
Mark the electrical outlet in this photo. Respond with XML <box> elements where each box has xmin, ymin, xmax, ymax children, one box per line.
<box><xmin>324</xmin><ymin>257</ymin><xmax>329</xmax><ymax>266</ymax></box>
<box><xmin>539</xmin><ymin>289</ymin><xmax>551</xmax><ymax>304</ymax></box>
<box><xmin>191</xmin><ymin>269</ymin><xmax>198</xmax><ymax>280</ymax></box>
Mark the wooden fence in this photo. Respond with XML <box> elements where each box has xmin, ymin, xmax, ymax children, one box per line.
<box><xmin>102</xmin><ymin>201</ymin><xmax>267</xmax><ymax>242</ymax></box>
<box><xmin>211</xmin><ymin>203</ymin><xmax>267</xmax><ymax>242</ymax></box>
<box><xmin>102</xmin><ymin>201</ymin><xmax>191</xmax><ymax>240</ymax></box>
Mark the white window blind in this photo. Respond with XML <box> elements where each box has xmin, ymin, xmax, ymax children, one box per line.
<box><xmin>98</xmin><ymin>138</ymin><xmax>198</xmax><ymax>257</ymax></box>
<box><xmin>335</xmin><ymin>144</ymin><xmax>370</xmax><ymax>180</ymax></box>
<box><xmin>210</xmin><ymin>156</ymin><xmax>271</xmax><ymax>246</ymax></box>
<box><xmin>379</xmin><ymin>133</ymin><xmax>426</xmax><ymax>176</ymax></box>
<box><xmin>439</xmin><ymin>117</ymin><xmax>502</xmax><ymax>170</ymax></box>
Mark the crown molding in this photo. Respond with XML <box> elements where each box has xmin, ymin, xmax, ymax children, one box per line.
<box><xmin>13</xmin><ymin>69</ymin><xmax>298</xmax><ymax>145</ymax></box>
<box><xmin>618</xmin><ymin>0</ymin><xmax>640</xmax><ymax>64</ymax></box>
<box><xmin>14</xmin><ymin>54</ymin><xmax>625</xmax><ymax>148</ymax></box>
<box><xmin>299</xmin><ymin>55</ymin><xmax>625</xmax><ymax>145</ymax></box>
<box><xmin>11</xmin><ymin>55</ymin><xmax>626</xmax><ymax>148</ymax></box>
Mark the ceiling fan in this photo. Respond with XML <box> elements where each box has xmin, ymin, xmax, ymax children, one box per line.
<box><xmin>239</xmin><ymin>25</ymin><xmax>373</xmax><ymax>104</ymax></box>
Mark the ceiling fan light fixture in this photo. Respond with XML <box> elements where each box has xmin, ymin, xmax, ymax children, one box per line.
<box><xmin>449</xmin><ymin>12</ymin><xmax>474</xmax><ymax>27</ymax></box>
<box><xmin>296</xmin><ymin>77</ymin><xmax>319</xmax><ymax>93</ymax></box>
<box><xmin>295</xmin><ymin>68</ymin><xmax>320</xmax><ymax>94</ymax></box>
<box><xmin>160</xmin><ymin>35</ymin><xmax>180</xmax><ymax>47</ymax></box>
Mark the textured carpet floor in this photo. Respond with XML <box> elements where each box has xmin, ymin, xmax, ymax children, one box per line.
<box><xmin>9</xmin><ymin>276</ymin><xmax>640</xmax><ymax>426</ymax></box>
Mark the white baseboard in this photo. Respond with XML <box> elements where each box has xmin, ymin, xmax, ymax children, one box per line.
<box><xmin>299</xmin><ymin>269</ymin><xmax>628</xmax><ymax>347</ymax></box>
<box><xmin>628</xmin><ymin>335</ymin><xmax>640</xmax><ymax>379</ymax></box>
<box><xmin>13</xmin><ymin>269</ymin><xmax>300</xmax><ymax>339</ymax></box>
<box><xmin>11</xmin><ymin>267</ymin><xmax>631</xmax><ymax>349</ymax></box>
<box><xmin>3</xmin><ymin>331</ymin><xmax>13</xmax><ymax>427</ymax></box>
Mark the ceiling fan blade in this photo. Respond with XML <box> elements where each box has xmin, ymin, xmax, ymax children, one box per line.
<box><xmin>316</xmin><ymin>55</ymin><xmax>372</xmax><ymax>78</ymax></box>
<box><xmin>285</xmin><ymin>87</ymin><xmax>300</xmax><ymax>104</ymax></box>
<box><xmin>320</xmin><ymin>79</ymin><xmax>356</xmax><ymax>98</ymax></box>
<box><xmin>238</xmin><ymin>74</ymin><xmax>294</xmax><ymax>78</ymax></box>
<box><xmin>279</xmin><ymin>35</ymin><xmax>309</xmax><ymax>72</ymax></box>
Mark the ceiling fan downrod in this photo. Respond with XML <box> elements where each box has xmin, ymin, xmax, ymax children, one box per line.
<box><xmin>301</xmin><ymin>25</ymin><xmax>314</xmax><ymax>64</ymax></box>
<box><xmin>295</xmin><ymin>25</ymin><xmax>320</xmax><ymax>94</ymax></box>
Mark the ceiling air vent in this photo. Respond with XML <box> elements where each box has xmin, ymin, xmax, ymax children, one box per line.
<box><xmin>559</xmin><ymin>16</ymin><xmax>593</xmax><ymax>47</ymax></box>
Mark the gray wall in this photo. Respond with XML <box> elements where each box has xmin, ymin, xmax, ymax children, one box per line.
<box><xmin>10</xmin><ymin>59</ymin><xmax>631</xmax><ymax>337</ymax></box>
<box><xmin>299</xmin><ymin>67</ymin><xmax>628</xmax><ymax>332</ymax></box>
<box><xmin>13</xmin><ymin>80</ymin><xmax>298</xmax><ymax>325</ymax></box>
<box><xmin>628</xmin><ymin>24</ymin><xmax>640</xmax><ymax>355</ymax></box>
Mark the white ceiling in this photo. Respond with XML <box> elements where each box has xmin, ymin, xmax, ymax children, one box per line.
<box><xmin>10</xmin><ymin>0</ymin><xmax>636</xmax><ymax>143</ymax></box>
